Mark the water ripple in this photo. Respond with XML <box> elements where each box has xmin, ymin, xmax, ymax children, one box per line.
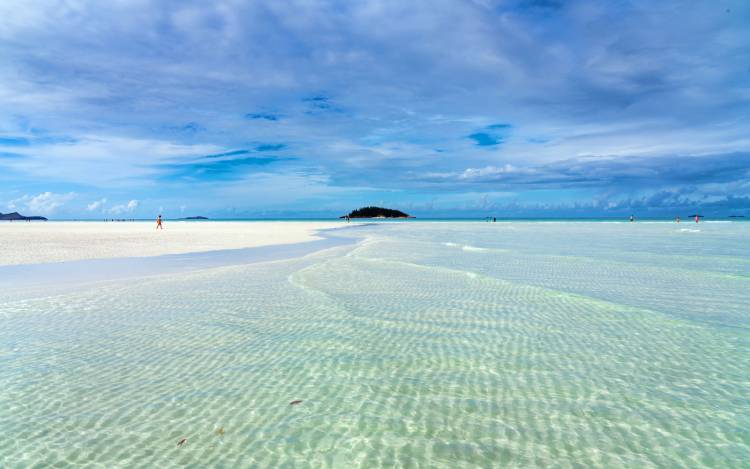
<box><xmin>2</xmin><ymin>223</ymin><xmax>749</xmax><ymax>467</ymax></box>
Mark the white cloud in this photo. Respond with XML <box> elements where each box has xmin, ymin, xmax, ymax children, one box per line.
<box><xmin>1</xmin><ymin>0</ymin><xmax>749</xmax><ymax>215</ymax></box>
<box><xmin>460</xmin><ymin>164</ymin><xmax>525</xmax><ymax>181</ymax></box>
<box><xmin>1</xmin><ymin>135</ymin><xmax>223</xmax><ymax>187</ymax></box>
<box><xmin>109</xmin><ymin>199</ymin><xmax>139</xmax><ymax>214</ymax></box>
<box><xmin>87</xmin><ymin>197</ymin><xmax>107</xmax><ymax>211</ymax></box>
<box><xmin>7</xmin><ymin>191</ymin><xmax>76</xmax><ymax>215</ymax></box>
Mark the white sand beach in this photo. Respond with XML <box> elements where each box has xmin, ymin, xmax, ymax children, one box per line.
<box><xmin>0</xmin><ymin>221</ymin><xmax>347</xmax><ymax>265</ymax></box>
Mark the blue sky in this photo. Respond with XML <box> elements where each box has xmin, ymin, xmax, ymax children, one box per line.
<box><xmin>1</xmin><ymin>0</ymin><xmax>749</xmax><ymax>218</ymax></box>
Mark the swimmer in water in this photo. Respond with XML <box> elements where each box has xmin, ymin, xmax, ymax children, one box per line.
<box><xmin>695</xmin><ymin>215</ymin><xmax>700</xmax><ymax>223</ymax></box>
<box><xmin>676</xmin><ymin>216</ymin><xmax>680</xmax><ymax>223</ymax></box>
<box><xmin>629</xmin><ymin>215</ymin><xmax>635</xmax><ymax>222</ymax></box>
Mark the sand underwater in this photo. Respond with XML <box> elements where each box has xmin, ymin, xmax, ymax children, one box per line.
<box><xmin>1</xmin><ymin>221</ymin><xmax>749</xmax><ymax>467</ymax></box>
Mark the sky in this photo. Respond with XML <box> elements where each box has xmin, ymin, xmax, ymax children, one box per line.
<box><xmin>1</xmin><ymin>0</ymin><xmax>749</xmax><ymax>219</ymax></box>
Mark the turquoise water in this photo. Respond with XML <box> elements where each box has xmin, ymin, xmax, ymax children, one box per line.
<box><xmin>1</xmin><ymin>222</ymin><xmax>749</xmax><ymax>467</ymax></box>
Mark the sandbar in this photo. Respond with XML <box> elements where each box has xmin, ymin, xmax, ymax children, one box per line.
<box><xmin>0</xmin><ymin>221</ymin><xmax>349</xmax><ymax>266</ymax></box>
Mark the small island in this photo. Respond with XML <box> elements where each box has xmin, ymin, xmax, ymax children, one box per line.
<box><xmin>182</xmin><ymin>216</ymin><xmax>209</xmax><ymax>220</ymax></box>
<box><xmin>341</xmin><ymin>206</ymin><xmax>413</xmax><ymax>219</ymax></box>
<box><xmin>0</xmin><ymin>211</ymin><xmax>48</xmax><ymax>221</ymax></box>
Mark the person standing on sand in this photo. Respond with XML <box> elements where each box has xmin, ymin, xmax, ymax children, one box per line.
<box><xmin>156</xmin><ymin>214</ymin><xmax>163</xmax><ymax>229</ymax></box>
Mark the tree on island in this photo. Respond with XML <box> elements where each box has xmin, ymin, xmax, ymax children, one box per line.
<box><xmin>341</xmin><ymin>206</ymin><xmax>412</xmax><ymax>218</ymax></box>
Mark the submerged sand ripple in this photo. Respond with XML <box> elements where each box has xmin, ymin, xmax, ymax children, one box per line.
<box><xmin>1</xmin><ymin>222</ymin><xmax>749</xmax><ymax>467</ymax></box>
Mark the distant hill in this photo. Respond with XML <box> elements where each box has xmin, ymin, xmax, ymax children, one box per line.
<box><xmin>0</xmin><ymin>211</ymin><xmax>48</xmax><ymax>221</ymax></box>
<box><xmin>182</xmin><ymin>216</ymin><xmax>209</xmax><ymax>220</ymax></box>
<box><xmin>341</xmin><ymin>206</ymin><xmax>412</xmax><ymax>218</ymax></box>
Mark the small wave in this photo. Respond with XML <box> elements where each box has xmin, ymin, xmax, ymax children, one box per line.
<box><xmin>443</xmin><ymin>241</ymin><xmax>505</xmax><ymax>253</ymax></box>
<box><xmin>680</xmin><ymin>228</ymin><xmax>700</xmax><ymax>233</ymax></box>
<box><xmin>462</xmin><ymin>245</ymin><xmax>488</xmax><ymax>252</ymax></box>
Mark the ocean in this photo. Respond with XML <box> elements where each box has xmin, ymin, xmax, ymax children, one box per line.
<box><xmin>1</xmin><ymin>221</ymin><xmax>749</xmax><ymax>467</ymax></box>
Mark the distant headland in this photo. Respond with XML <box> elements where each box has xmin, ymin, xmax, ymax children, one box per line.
<box><xmin>181</xmin><ymin>216</ymin><xmax>209</xmax><ymax>220</ymax></box>
<box><xmin>341</xmin><ymin>206</ymin><xmax>413</xmax><ymax>219</ymax></box>
<box><xmin>0</xmin><ymin>211</ymin><xmax>47</xmax><ymax>221</ymax></box>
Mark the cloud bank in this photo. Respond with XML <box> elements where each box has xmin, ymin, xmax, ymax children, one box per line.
<box><xmin>0</xmin><ymin>0</ymin><xmax>748</xmax><ymax>216</ymax></box>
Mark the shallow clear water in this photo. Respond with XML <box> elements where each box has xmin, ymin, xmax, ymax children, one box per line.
<box><xmin>1</xmin><ymin>222</ymin><xmax>749</xmax><ymax>467</ymax></box>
